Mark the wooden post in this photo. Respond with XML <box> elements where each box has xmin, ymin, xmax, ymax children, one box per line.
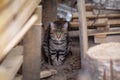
<box><xmin>77</xmin><ymin>0</ymin><xmax>88</xmax><ymax>68</ymax></box>
<box><xmin>23</xmin><ymin>6</ymin><xmax>42</xmax><ymax>80</ymax></box>
<box><xmin>42</xmin><ymin>0</ymin><xmax>57</xmax><ymax>30</ymax></box>
<box><xmin>23</xmin><ymin>22</ymin><xmax>41</xmax><ymax>80</ymax></box>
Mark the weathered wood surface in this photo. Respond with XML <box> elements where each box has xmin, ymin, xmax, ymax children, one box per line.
<box><xmin>70</xmin><ymin>18</ymin><xmax>108</xmax><ymax>27</ymax></box>
<box><xmin>0</xmin><ymin>15</ymin><xmax>37</xmax><ymax>62</ymax></box>
<box><xmin>77</xmin><ymin>0</ymin><xmax>88</xmax><ymax>68</ymax></box>
<box><xmin>0</xmin><ymin>46</ymin><xmax>23</xmax><ymax>80</ymax></box>
<box><xmin>88</xmin><ymin>28</ymin><xmax>120</xmax><ymax>36</ymax></box>
<box><xmin>94</xmin><ymin>34</ymin><xmax>120</xmax><ymax>43</ymax></box>
<box><xmin>0</xmin><ymin>0</ymin><xmax>42</xmax><ymax>32</ymax></box>
<box><xmin>0</xmin><ymin>0</ymin><xmax>11</xmax><ymax>11</ymax></box>
<box><xmin>42</xmin><ymin>0</ymin><xmax>57</xmax><ymax>30</ymax></box>
<box><xmin>4</xmin><ymin>15</ymin><xmax>38</xmax><ymax>59</ymax></box>
<box><xmin>70</xmin><ymin>18</ymin><xmax>120</xmax><ymax>27</ymax></box>
<box><xmin>14</xmin><ymin>69</ymin><xmax>57</xmax><ymax>80</ymax></box>
<box><xmin>69</xmin><ymin>28</ymin><xmax>120</xmax><ymax>36</ymax></box>
<box><xmin>84</xmin><ymin>42</ymin><xmax>120</xmax><ymax>80</ymax></box>
<box><xmin>73</xmin><ymin>12</ymin><xmax>120</xmax><ymax>19</ymax></box>
<box><xmin>0</xmin><ymin>0</ymin><xmax>27</xmax><ymax>33</ymax></box>
<box><xmin>0</xmin><ymin>0</ymin><xmax>41</xmax><ymax>62</ymax></box>
<box><xmin>23</xmin><ymin>6</ymin><xmax>42</xmax><ymax>80</ymax></box>
<box><xmin>23</xmin><ymin>24</ymin><xmax>41</xmax><ymax>80</ymax></box>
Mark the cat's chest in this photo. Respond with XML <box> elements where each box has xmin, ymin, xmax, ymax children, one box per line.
<box><xmin>49</xmin><ymin>40</ymin><xmax>67</xmax><ymax>50</ymax></box>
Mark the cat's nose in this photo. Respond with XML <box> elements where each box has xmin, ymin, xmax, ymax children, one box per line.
<box><xmin>57</xmin><ymin>38</ymin><xmax>60</xmax><ymax>41</ymax></box>
<box><xmin>57</xmin><ymin>33</ymin><xmax>61</xmax><ymax>39</ymax></box>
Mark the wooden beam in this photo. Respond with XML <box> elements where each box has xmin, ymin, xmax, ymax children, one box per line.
<box><xmin>0</xmin><ymin>0</ymin><xmax>11</xmax><ymax>11</ymax></box>
<box><xmin>94</xmin><ymin>34</ymin><xmax>120</xmax><ymax>43</ymax></box>
<box><xmin>23</xmin><ymin>6</ymin><xmax>42</xmax><ymax>80</ymax></box>
<box><xmin>0</xmin><ymin>0</ymin><xmax>42</xmax><ymax>32</ymax></box>
<box><xmin>3</xmin><ymin>15</ymin><xmax>38</xmax><ymax>59</ymax></box>
<box><xmin>73</xmin><ymin>12</ymin><xmax>120</xmax><ymax>18</ymax></box>
<box><xmin>108</xmin><ymin>19</ymin><xmax>120</xmax><ymax>25</ymax></box>
<box><xmin>42</xmin><ymin>0</ymin><xmax>57</xmax><ymax>30</ymax></box>
<box><xmin>70</xmin><ymin>18</ymin><xmax>108</xmax><ymax>27</ymax></box>
<box><xmin>70</xmin><ymin>18</ymin><xmax>120</xmax><ymax>28</ymax></box>
<box><xmin>69</xmin><ymin>28</ymin><xmax>120</xmax><ymax>37</ymax></box>
<box><xmin>93</xmin><ymin>9</ymin><xmax>120</xmax><ymax>15</ymax></box>
<box><xmin>35</xmin><ymin>6</ymin><xmax>42</xmax><ymax>25</ymax></box>
<box><xmin>0</xmin><ymin>46</ymin><xmax>23</xmax><ymax>80</ymax></box>
<box><xmin>86</xmin><ymin>3</ymin><xmax>94</xmax><ymax>11</ymax></box>
<box><xmin>23</xmin><ymin>21</ymin><xmax>41</xmax><ymax>80</ymax></box>
<box><xmin>0</xmin><ymin>0</ymin><xmax>41</xmax><ymax>62</ymax></box>
<box><xmin>77</xmin><ymin>0</ymin><xmax>88</xmax><ymax>67</ymax></box>
<box><xmin>0</xmin><ymin>15</ymin><xmax>37</xmax><ymax>62</ymax></box>
<box><xmin>106</xmin><ymin>35</ymin><xmax>120</xmax><ymax>42</ymax></box>
<box><xmin>94</xmin><ymin>34</ymin><xmax>107</xmax><ymax>43</ymax></box>
<box><xmin>14</xmin><ymin>76</ymin><xmax>22</xmax><ymax>80</ymax></box>
<box><xmin>0</xmin><ymin>0</ymin><xmax>27</xmax><ymax>33</ymax></box>
<box><xmin>88</xmin><ymin>28</ymin><xmax>120</xmax><ymax>36</ymax></box>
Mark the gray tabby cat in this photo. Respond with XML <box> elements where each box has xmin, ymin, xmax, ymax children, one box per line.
<box><xmin>42</xmin><ymin>21</ymin><xmax>72</xmax><ymax>65</ymax></box>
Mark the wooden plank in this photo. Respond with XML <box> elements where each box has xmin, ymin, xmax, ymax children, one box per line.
<box><xmin>3</xmin><ymin>15</ymin><xmax>38</xmax><ymax>60</ymax></box>
<box><xmin>106</xmin><ymin>35</ymin><xmax>120</xmax><ymax>42</ymax></box>
<box><xmin>94</xmin><ymin>34</ymin><xmax>107</xmax><ymax>43</ymax></box>
<box><xmin>108</xmin><ymin>19</ymin><xmax>120</xmax><ymax>25</ymax></box>
<box><xmin>0</xmin><ymin>0</ymin><xmax>41</xmax><ymax>61</ymax></box>
<box><xmin>86</xmin><ymin>3</ymin><xmax>94</xmax><ymax>11</ymax></box>
<box><xmin>87</xmin><ymin>18</ymin><xmax>108</xmax><ymax>26</ymax></box>
<box><xmin>35</xmin><ymin>6</ymin><xmax>42</xmax><ymax>25</ymax></box>
<box><xmin>0</xmin><ymin>46</ymin><xmax>23</xmax><ymax>80</ymax></box>
<box><xmin>23</xmin><ymin>22</ymin><xmax>41</xmax><ymax>80</ymax></box>
<box><xmin>70</xmin><ymin>18</ymin><xmax>108</xmax><ymax>27</ymax></box>
<box><xmin>23</xmin><ymin>6</ymin><xmax>42</xmax><ymax>80</ymax></box>
<box><xmin>77</xmin><ymin>0</ymin><xmax>88</xmax><ymax>66</ymax></box>
<box><xmin>69</xmin><ymin>28</ymin><xmax>120</xmax><ymax>37</ymax></box>
<box><xmin>70</xmin><ymin>18</ymin><xmax>120</xmax><ymax>28</ymax></box>
<box><xmin>14</xmin><ymin>75</ymin><xmax>22</xmax><ymax>80</ymax></box>
<box><xmin>88</xmin><ymin>28</ymin><xmax>120</xmax><ymax>36</ymax></box>
<box><xmin>95</xmin><ymin>34</ymin><xmax>120</xmax><ymax>43</ymax></box>
<box><xmin>42</xmin><ymin>0</ymin><xmax>57</xmax><ymax>30</ymax></box>
<box><xmin>69</xmin><ymin>30</ymin><xmax>80</xmax><ymax>37</ymax></box>
<box><xmin>0</xmin><ymin>15</ymin><xmax>37</xmax><ymax>62</ymax></box>
<box><xmin>0</xmin><ymin>0</ymin><xmax>27</xmax><ymax>33</ymax></box>
<box><xmin>73</xmin><ymin>12</ymin><xmax>120</xmax><ymax>18</ymax></box>
<box><xmin>93</xmin><ymin>9</ymin><xmax>120</xmax><ymax>15</ymax></box>
<box><xmin>97</xmin><ymin>26</ymin><xmax>106</xmax><ymax>31</ymax></box>
<box><xmin>0</xmin><ymin>0</ymin><xmax>11</xmax><ymax>11</ymax></box>
<box><xmin>14</xmin><ymin>76</ymin><xmax>22</xmax><ymax>80</ymax></box>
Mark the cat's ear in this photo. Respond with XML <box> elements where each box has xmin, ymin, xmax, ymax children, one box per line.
<box><xmin>63</xmin><ymin>22</ymin><xmax>68</xmax><ymax>29</ymax></box>
<box><xmin>50</xmin><ymin>22</ymin><xmax>55</xmax><ymax>30</ymax></box>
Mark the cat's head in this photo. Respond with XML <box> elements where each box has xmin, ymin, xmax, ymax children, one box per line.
<box><xmin>50</xmin><ymin>21</ymin><xmax>68</xmax><ymax>44</ymax></box>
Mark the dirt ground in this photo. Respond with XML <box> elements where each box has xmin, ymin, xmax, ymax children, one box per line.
<box><xmin>41</xmin><ymin>37</ymin><xmax>81</xmax><ymax>80</ymax></box>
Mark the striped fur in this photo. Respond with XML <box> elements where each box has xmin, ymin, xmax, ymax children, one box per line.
<box><xmin>43</xmin><ymin>21</ymin><xmax>71</xmax><ymax>65</ymax></box>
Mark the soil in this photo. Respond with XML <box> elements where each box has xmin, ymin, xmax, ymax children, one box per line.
<box><xmin>41</xmin><ymin>37</ymin><xmax>81</xmax><ymax>80</ymax></box>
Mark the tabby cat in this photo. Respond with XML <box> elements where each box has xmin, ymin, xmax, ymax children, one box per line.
<box><xmin>42</xmin><ymin>21</ymin><xmax>71</xmax><ymax>65</ymax></box>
